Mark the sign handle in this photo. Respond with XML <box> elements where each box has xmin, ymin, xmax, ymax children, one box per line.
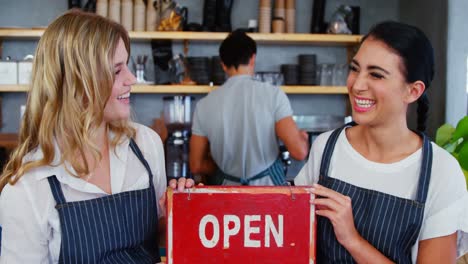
<box><xmin>287</xmin><ymin>182</ymin><xmax>296</xmax><ymax>200</ymax></box>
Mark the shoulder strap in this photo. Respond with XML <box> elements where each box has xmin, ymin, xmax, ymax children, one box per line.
<box><xmin>129</xmin><ymin>138</ymin><xmax>155</xmax><ymax>186</ymax></box>
<box><xmin>47</xmin><ymin>175</ymin><xmax>67</xmax><ymax>204</ymax></box>
<box><xmin>415</xmin><ymin>134</ymin><xmax>433</xmax><ymax>203</ymax></box>
<box><xmin>319</xmin><ymin>122</ymin><xmax>355</xmax><ymax>179</ymax></box>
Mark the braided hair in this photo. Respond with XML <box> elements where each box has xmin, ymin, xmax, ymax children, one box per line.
<box><xmin>363</xmin><ymin>21</ymin><xmax>435</xmax><ymax>133</ymax></box>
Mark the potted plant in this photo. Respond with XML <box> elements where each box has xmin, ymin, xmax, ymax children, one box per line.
<box><xmin>436</xmin><ymin>116</ymin><xmax>468</xmax><ymax>263</ymax></box>
<box><xmin>435</xmin><ymin>116</ymin><xmax>468</xmax><ymax>188</ymax></box>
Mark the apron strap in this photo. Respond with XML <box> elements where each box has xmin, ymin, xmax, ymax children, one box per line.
<box><xmin>47</xmin><ymin>175</ymin><xmax>67</xmax><ymax>205</ymax></box>
<box><xmin>129</xmin><ymin>138</ymin><xmax>155</xmax><ymax>187</ymax></box>
<box><xmin>319</xmin><ymin>122</ymin><xmax>433</xmax><ymax>204</ymax></box>
<box><xmin>319</xmin><ymin>122</ymin><xmax>354</xmax><ymax>179</ymax></box>
<box><xmin>46</xmin><ymin>138</ymin><xmax>155</xmax><ymax>205</ymax></box>
<box><xmin>221</xmin><ymin>158</ymin><xmax>287</xmax><ymax>186</ymax></box>
<box><xmin>415</xmin><ymin>133</ymin><xmax>433</xmax><ymax>203</ymax></box>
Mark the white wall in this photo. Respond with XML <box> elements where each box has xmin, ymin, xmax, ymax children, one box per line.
<box><xmin>447</xmin><ymin>0</ymin><xmax>468</xmax><ymax>125</ymax></box>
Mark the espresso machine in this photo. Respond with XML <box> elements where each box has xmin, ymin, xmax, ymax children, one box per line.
<box><xmin>163</xmin><ymin>96</ymin><xmax>194</xmax><ymax>180</ymax></box>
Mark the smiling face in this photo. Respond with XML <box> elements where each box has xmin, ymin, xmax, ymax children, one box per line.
<box><xmin>347</xmin><ymin>37</ymin><xmax>414</xmax><ymax>127</ymax></box>
<box><xmin>103</xmin><ymin>38</ymin><xmax>136</xmax><ymax>123</ymax></box>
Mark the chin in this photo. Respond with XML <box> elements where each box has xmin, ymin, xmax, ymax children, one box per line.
<box><xmin>104</xmin><ymin>112</ymin><xmax>130</xmax><ymax>123</ymax></box>
<box><xmin>351</xmin><ymin>112</ymin><xmax>370</xmax><ymax>125</ymax></box>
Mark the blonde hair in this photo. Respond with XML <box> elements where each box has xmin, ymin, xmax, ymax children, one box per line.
<box><xmin>0</xmin><ymin>10</ymin><xmax>136</xmax><ymax>191</ymax></box>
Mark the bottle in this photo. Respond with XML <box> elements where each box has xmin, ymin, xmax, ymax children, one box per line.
<box><xmin>311</xmin><ymin>0</ymin><xmax>326</xmax><ymax>33</ymax></box>
<box><xmin>165</xmin><ymin>131</ymin><xmax>190</xmax><ymax>180</ymax></box>
<box><xmin>134</xmin><ymin>0</ymin><xmax>146</xmax><ymax>31</ymax></box>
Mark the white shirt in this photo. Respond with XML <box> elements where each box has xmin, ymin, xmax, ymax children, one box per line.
<box><xmin>294</xmin><ymin>129</ymin><xmax>468</xmax><ymax>262</ymax></box>
<box><xmin>0</xmin><ymin>123</ymin><xmax>167</xmax><ymax>264</ymax></box>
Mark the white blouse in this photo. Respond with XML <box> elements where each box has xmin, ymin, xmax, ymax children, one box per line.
<box><xmin>0</xmin><ymin>123</ymin><xmax>167</xmax><ymax>264</ymax></box>
<box><xmin>294</xmin><ymin>129</ymin><xmax>468</xmax><ymax>262</ymax></box>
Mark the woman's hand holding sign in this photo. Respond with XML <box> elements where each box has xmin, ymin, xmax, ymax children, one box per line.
<box><xmin>311</xmin><ymin>183</ymin><xmax>360</xmax><ymax>249</ymax></box>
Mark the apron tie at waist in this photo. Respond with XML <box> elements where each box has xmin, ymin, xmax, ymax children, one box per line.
<box><xmin>221</xmin><ymin>158</ymin><xmax>287</xmax><ymax>186</ymax></box>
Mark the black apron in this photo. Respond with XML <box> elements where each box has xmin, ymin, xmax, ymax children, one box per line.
<box><xmin>317</xmin><ymin>123</ymin><xmax>432</xmax><ymax>263</ymax></box>
<box><xmin>46</xmin><ymin>139</ymin><xmax>161</xmax><ymax>263</ymax></box>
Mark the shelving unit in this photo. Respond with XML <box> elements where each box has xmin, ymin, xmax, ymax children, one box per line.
<box><xmin>0</xmin><ymin>84</ymin><xmax>348</xmax><ymax>94</ymax></box>
<box><xmin>0</xmin><ymin>28</ymin><xmax>359</xmax><ymax>94</ymax></box>
<box><xmin>0</xmin><ymin>28</ymin><xmax>362</xmax><ymax>44</ymax></box>
<box><xmin>0</xmin><ymin>133</ymin><xmax>18</xmax><ymax>149</ymax></box>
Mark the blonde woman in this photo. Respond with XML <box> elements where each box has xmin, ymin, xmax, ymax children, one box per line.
<box><xmin>0</xmin><ymin>10</ymin><xmax>190</xmax><ymax>263</ymax></box>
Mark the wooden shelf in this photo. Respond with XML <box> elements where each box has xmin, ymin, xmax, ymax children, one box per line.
<box><xmin>0</xmin><ymin>133</ymin><xmax>18</xmax><ymax>149</ymax></box>
<box><xmin>0</xmin><ymin>28</ymin><xmax>362</xmax><ymax>45</ymax></box>
<box><xmin>0</xmin><ymin>85</ymin><xmax>28</xmax><ymax>92</ymax></box>
<box><xmin>0</xmin><ymin>28</ymin><xmax>44</xmax><ymax>38</ymax></box>
<box><xmin>129</xmin><ymin>31</ymin><xmax>362</xmax><ymax>45</ymax></box>
<box><xmin>0</xmin><ymin>84</ymin><xmax>348</xmax><ymax>94</ymax></box>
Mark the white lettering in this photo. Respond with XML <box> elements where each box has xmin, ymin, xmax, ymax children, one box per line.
<box><xmin>198</xmin><ymin>214</ymin><xmax>285</xmax><ymax>248</ymax></box>
<box><xmin>244</xmin><ymin>215</ymin><xmax>261</xmax><ymax>247</ymax></box>
<box><xmin>223</xmin><ymin>215</ymin><xmax>241</xmax><ymax>248</ymax></box>
<box><xmin>265</xmin><ymin>215</ymin><xmax>283</xmax><ymax>247</ymax></box>
<box><xmin>199</xmin><ymin>215</ymin><xmax>219</xmax><ymax>248</ymax></box>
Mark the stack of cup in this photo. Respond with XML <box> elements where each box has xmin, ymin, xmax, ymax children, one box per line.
<box><xmin>272</xmin><ymin>18</ymin><xmax>285</xmax><ymax>33</ymax></box>
<box><xmin>133</xmin><ymin>0</ymin><xmax>146</xmax><ymax>31</ymax></box>
<box><xmin>272</xmin><ymin>0</ymin><xmax>285</xmax><ymax>33</ymax></box>
<box><xmin>299</xmin><ymin>54</ymin><xmax>317</xmax><ymax>85</ymax></box>
<box><xmin>285</xmin><ymin>0</ymin><xmax>295</xmax><ymax>33</ymax></box>
<box><xmin>281</xmin><ymin>64</ymin><xmax>299</xmax><ymax>85</ymax></box>
<box><xmin>274</xmin><ymin>0</ymin><xmax>285</xmax><ymax>19</ymax></box>
<box><xmin>146</xmin><ymin>0</ymin><xmax>158</xmax><ymax>31</ymax></box>
<box><xmin>211</xmin><ymin>56</ymin><xmax>227</xmax><ymax>85</ymax></box>
<box><xmin>259</xmin><ymin>0</ymin><xmax>271</xmax><ymax>33</ymax></box>
<box><xmin>108</xmin><ymin>0</ymin><xmax>121</xmax><ymax>23</ymax></box>
<box><xmin>96</xmin><ymin>0</ymin><xmax>108</xmax><ymax>17</ymax></box>
<box><xmin>121</xmin><ymin>0</ymin><xmax>133</xmax><ymax>31</ymax></box>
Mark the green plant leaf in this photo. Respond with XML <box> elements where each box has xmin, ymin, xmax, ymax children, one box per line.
<box><xmin>445</xmin><ymin>140</ymin><xmax>460</xmax><ymax>154</ymax></box>
<box><xmin>453</xmin><ymin>116</ymin><xmax>468</xmax><ymax>141</ymax></box>
<box><xmin>436</xmin><ymin>123</ymin><xmax>455</xmax><ymax>146</ymax></box>
<box><xmin>458</xmin><ymin>141</ymin><xmax>468</xmax><ymax>171</ymax></box>
<box><xmin>455</xmin><ymin>138</ymin><xmax>466</xmax><ymax>154</ymax></box>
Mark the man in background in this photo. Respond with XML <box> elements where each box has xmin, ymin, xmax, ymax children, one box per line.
<box><xmin>190</xmin><ymin>30</ymin><xmax>309</xmax><ymax>186</ymax></box>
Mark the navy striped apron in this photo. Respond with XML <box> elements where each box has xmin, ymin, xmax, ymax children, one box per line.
<box><xmin>317</xmin><ymin>123</ymin><xmax>432</xmax><ymax>263</ymax></box>
<box><xmin>217</xmin><ymin>158</ymin><xmax>287</xmax><ymax>186</ymax></box>
<box><xmin>47</xmin><ymin>139</ymin><xmax>161</xmax><ymax>264</ymax></box>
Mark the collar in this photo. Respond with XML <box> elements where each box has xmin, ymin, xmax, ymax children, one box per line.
<box><xmin>227</xmin><ymin>74</ymin><xmax>253</xmax><ymax>82</ymax></box>
<box><xmin>31</xmin><ymin>131</ymin><xmax>130</xmax><ymax>194</ymax></box>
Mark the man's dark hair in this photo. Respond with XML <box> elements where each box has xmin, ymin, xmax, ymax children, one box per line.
<box><xmin>219</xmin><ymin>29</ymin><xmax>257</xmax><ymax>69</ymax></box>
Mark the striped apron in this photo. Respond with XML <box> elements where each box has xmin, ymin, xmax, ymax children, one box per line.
<box><xmin>216</xmin><ymin>158</ymin><xmax>287</xmax><ymax>186</ymax></box>
<box><xmin>46</xmin><ymin>139</ymin><xmax>161</xmax><ymax>264</ymax></box>
<box><xmin>317</xmin><ymin>124</ymin><xmax>432</xmax><ymax>263</ymax></box>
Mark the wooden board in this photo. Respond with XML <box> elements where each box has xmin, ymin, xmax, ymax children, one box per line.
<box><xmin>166</xmin><ymin>186</ymin><xmax>316</xmax><ymax>264</ymax></box>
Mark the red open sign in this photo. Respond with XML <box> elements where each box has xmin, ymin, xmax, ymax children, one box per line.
<box><xmin>166</xmin><ymin>186</ymin><xmax>316</xmax><ymax>264</ymax></box>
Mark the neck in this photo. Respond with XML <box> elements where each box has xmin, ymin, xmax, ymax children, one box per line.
<box><xmin>348</xmin><ymin>119</ymin><xmax>421</xmax><ymax>163</ymax></box>
<box><xmin>95</xmin><ymin>122</ymin><xmax>109</xmax><ymax>151</ymax></box>
<box><xmin>225</xmin><ymin>64</ymin><xmax>254</xmax><ymax>77</ymax></box>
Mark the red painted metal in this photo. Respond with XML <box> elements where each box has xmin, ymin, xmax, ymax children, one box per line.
<box><xmin>166</xmin><ymin>186</ymin><xmax>316</xmax><ymax>264</ymax></box>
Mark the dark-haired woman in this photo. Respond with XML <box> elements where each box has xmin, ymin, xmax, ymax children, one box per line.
<box><xmin>295</xmin><ymin>21</ymin><xmax>468</xmax><ymax>263</ymax></box>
